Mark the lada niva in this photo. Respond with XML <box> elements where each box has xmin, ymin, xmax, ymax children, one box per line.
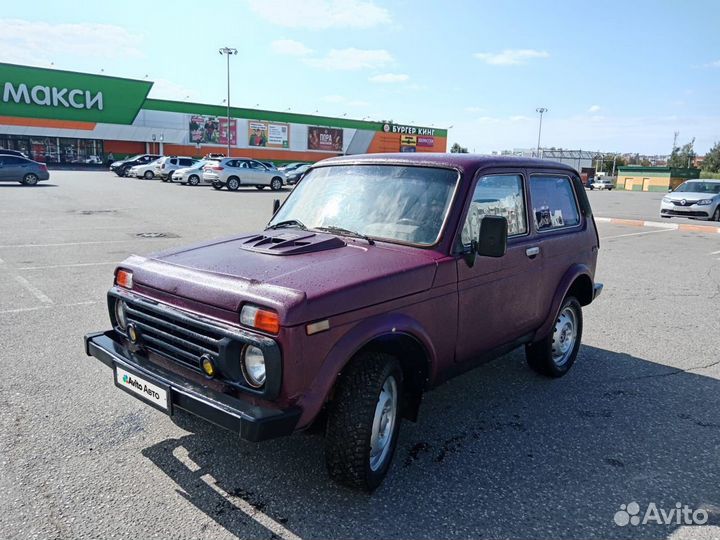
<box><xmin>85</xmin><ymin>153</ymin><xmax>602</xmax><ymax>491</ymax></box>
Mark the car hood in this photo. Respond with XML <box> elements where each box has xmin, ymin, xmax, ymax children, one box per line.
<box><xmin>120</xmin><ymin>230</ymin><xmax>442</xmax><ymax>326</ymax></box>
<box><xmin>665</xmin><ymin>191</ymin><xmax>719</xmax><ymax>201</ymax></box>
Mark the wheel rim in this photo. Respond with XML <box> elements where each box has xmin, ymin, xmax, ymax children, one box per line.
<box><xmin>551</xmin><ymin>306</ymin><xmax>577</xmax><ymax>367</ymax></box>
<box><xmin>369</xmin><ymin>375</ymin><xmax>398</xmax><ymax>471</ymax></box>
<box><xmin>272</xmin><ymin>179</ymin><xmax>281</xmax><ymax>190</ymax></box>
<box><xmin>190</xmin><ymin>175</ymin><xmax>198</xmax><ymax>185</ymax></box>
<box><xmin>25</xmin><ymin>174</ymin><xmax>37</xmax><ymax>184</ymax></box>
<box><xmin>229</xmin><ymin>179</ymin><xmax>239</xmax><ymax>189</ymax></box>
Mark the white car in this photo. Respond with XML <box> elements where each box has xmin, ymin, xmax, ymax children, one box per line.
<box><xmin>660</xmin><ymin>179</ymin><xmax>720</xmax><ymax>221</ymax></box>
<box><xmin>130</xmin><ymin>158</ymin><xmax>163</xmax><ymax>179</ymax></box>
<box><xmin>172</xmin><ymin>160</ymin><xmax>210</xmax><ymax>186</ymax></box>
<box><xmin>202</xmin><ymin>158</ymin><xmax>286</xmax><ymax>191</ymax></box>
<box><xmin>589</xmin><ymin>177</ymin><xmax>614</xmax><ymax>190</ymax></box>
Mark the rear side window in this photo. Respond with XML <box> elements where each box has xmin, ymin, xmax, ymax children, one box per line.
<box><xmin>1</xmin><ymin>156</ymin><xmax>23</xmax><ymax>165</ymax></box>
<box><xmin>179</xmin><ymin>158</ymin><xmax>193</xmax><ymax>166</ymax></box>
<box><xmin>529</xmin><ymin>176</ymin><xmax>580</xmax><ymax>231</ymax></box>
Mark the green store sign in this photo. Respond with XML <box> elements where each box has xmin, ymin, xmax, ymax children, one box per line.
<box><xmin>0</xmin><ymin>63</ymin><xmax>152</xmax><ymax>124</ymax></box>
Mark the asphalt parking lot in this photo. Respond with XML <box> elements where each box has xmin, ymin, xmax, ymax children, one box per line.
<box><xmin>1</xmin><ymin>171</ymin><xmax>719</xmax><ymax>539</ymax></box>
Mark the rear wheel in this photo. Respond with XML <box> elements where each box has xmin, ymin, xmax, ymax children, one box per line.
<box><xmin>270</xmin><ymin>177</ymin><xmax>283</xmax><ymax>191</ymax></box>
<box><xmin>143</xmin><ymin>170</ymin><xmax>154</xmax><ymax>179</ymax></box>
<box><xmin>188</xmin><ymin>174</ymin><xmax>200</xmax><ymax>186</ymax></box>
<box><xmin>227</xmin><ymin>177</ymin><xmax>240</xmax><ymax>191</ymax></box>
<box><xmin>212</xmin><ymin>182</ymin><xmax>223</xmax><ymax>190</ymax></box>
<box><xmin>713</xmin><ymin>206</ymin><xmax>720</xmax><ymax>221</ymax></box>
<box><xmin>526</xmin><ymin>296</ymin><xmax>583</xmax><ymax>378</ymax></box>
<box><xmin>22</xmin><ymin>173</ymin><xmax>38</xmax><ymax>186</ymax></box>
<box><xmin>325</xmin><ymin>351</ymin><xmax>403</xmax><ymax>491</ymax></box>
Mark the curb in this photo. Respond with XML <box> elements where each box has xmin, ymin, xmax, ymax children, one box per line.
<box><xmin>595</xmin><ymin>217</ymin><xmax>720</xmax><ymax>234</ymax></box>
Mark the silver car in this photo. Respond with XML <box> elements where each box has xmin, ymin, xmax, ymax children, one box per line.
<box><xmin>660</xmin><ymin>179</ymin><xmax>720</xmax><ymax>221</ymax></box>
<box><xmin>0</xmin><ymin>155</ymin><xmax>50</xmax><ymax>185</ymax></box>
<box><xmin>172</xmin><ymin>160</ymin><xmax>210</xmax><ymax>186</ymax></box>
<box><xmin>202</xmin><ymin>158</ymin><xmax>286</xmax><ymax>191</ymax></box>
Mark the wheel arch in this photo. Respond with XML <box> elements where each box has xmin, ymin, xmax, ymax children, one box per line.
<box><xmin>535</xmin><ymin>264</ymin><xmax>594</xmax><ymax>341</ymax></box>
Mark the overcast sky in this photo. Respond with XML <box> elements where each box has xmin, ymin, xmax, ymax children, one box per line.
<box><xmin>1</xmin><ymin>0</ymin><xmax>719</xmax><ymax>154</ymax></box>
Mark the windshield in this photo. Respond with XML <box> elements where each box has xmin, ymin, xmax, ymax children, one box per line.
<box><xmin>269</xmin><ymin>164</ymin><xmax>458</xmax><ymax>246</ymax></box>
<box><xmin>674</xmin><ymin>181</ymin><xmax>720</xmax><ymax>194</ymax></box>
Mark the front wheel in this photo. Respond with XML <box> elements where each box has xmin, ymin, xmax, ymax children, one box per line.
<box><xmin>143</xmin><ymin>170</ymin><xmax>154</xmax><ymax>179</ymax></box>
<box><xmin>188</xmin><ymin>175</ymin><xmax>200</xmax><ymax>186</ymax></box>
<box><xmin>270</xmin><ymin>177</ymin><xmax>283</xmax><ymax>191</ymax></box>
<box><xmin>713</xmin><ymin>206</ymin><xmax>720</xmax><ymax>221</ymax></box>
<box><xmin>325</xmin><ymin>351</ymin><xmax>403</xmax><ymax>491</ymax></box>
<box><xmin>22</xmin><ymin>173</ymin><xmax>39</xmax><ymax>186</ymax></box>
<box><xmin>526</xmin><ymin>296</ymin><xmax>583</xmax><ymax>378</ymax></box>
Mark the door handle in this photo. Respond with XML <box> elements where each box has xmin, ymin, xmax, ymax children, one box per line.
<box><xmin>526</xmin><ymin>246</ymin><xmax>540</xmax><ymax>258</ymax></box>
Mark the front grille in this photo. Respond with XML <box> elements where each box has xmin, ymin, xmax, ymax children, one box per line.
<box><xmin>672</xmin><ymin>200</ymin><xmax>699</xmax><ymax>206</ymax></box>
<box><xmin>124</xmin><ymin>301</ymin><xmax>224</xmax><ymax>371</ymax></box>
<box><xmin>661</xmin><ymin>209</ymin><xmax>708</xmax><ymax>217</ymax></box>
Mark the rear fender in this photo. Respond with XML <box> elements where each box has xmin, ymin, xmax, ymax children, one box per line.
<box><xmin>534</xmin><ymin>264</ymin><xmax>593</xmax><ymax>341</ymax></box>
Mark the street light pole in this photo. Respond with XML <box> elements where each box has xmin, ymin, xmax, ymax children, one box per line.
<box><xmin>535</xmin><ymin>107</ymin><xmax>548</xmax><ymax>157</ymax></box>
<box><xmin>218</xmin><ymin>47</ymin><xmax>238</xmax><ymax>157</ymax></box>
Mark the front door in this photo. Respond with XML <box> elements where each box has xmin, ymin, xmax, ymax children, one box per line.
<box><xmin>455</xmin><ymin>171</ymin><xmax>543</xmax><ymax>362</ymax></box>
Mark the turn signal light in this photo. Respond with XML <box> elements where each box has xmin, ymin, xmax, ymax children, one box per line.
<box><xmin>115</xmin><ymin>269</ymin><xmax>133</xmax><ymax>289</ymax></box>
<box><xmin>240</xmin><ymin>305</ymin><xmax>280</xmax><ymax>334</ymax></box>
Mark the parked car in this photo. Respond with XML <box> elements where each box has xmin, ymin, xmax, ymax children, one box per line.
<box><xmin>110</xmin><ymin>154</ymin><xmax>161</xmax><ymax>177</ymax></box>
<box><xmin>660</xmin><ymin>179</ymin><xmax>720</xmax><ymax>221</ymax></box>
<box><xmin>129</xmin><ymin>158</ymin><xmax>164</xmax><ymax>179</ymax></box>
<box><xmin>285</xmin><ymin>163</ymin><xmax>312</xmax><ymax>185</ymax></box>
<box><xmin>85</xmin><ymin>154</ymin><xmax>603</xmax><ymax>491</ymax></box>
<box><xmin>156</xmin><ymin>156</ymin><xmax>197</xmax><ymax>182</ymax></box>
<box><xmin>0</xmin><ymin>155</ymin><xmax>50</xmax><ymax>185</ymax></box>
<box><xmin>589</xmin><ymin>177</ymin><xmax>614</xmax><ymax>190</ymax></box>
<box><xmin>0</xmin><ymin>148</ymin><xmax>29</xmax><ymax>158</ymax></box>
<box><xmin>203</xmin><ymin>153</ymin><xmax>225</xmax><ymax>160</ymax></box>
<box><xmin>278</xmin><ymin>161</ymin><xmax>306</xmax><ymax>173</ymax></box>
<box><xmin>202</xmin><ymin>158</ymin><xmax>286</xmax><ymax>191</ymax></box>
<box><xmin>172</xmin><ymin>160</ymin><xmax>210</xmax><ymax>186</ymax></box>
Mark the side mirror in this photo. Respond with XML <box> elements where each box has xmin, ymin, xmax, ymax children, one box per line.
<box><xmin>668</xmin><ymin>187</ymin><xmax>673</xmax><ymax>192</ymax></box>
<box><xmin>272</xmin><ymin>199</ymin><xmax>280</xmax><ymax>216</ymax></box>
<box><xmin>475</xmin><ymin>215</ymin><xmax>508</xmax><ymax>258</ymax></box>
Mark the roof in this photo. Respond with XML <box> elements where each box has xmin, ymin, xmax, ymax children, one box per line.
<box><xmin>317</xmin><ymin>153</ymin><xmax>579</xmax><ymax>175</ymax></box>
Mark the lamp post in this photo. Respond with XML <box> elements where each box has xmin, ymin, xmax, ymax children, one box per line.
<box><xmin>218</xmin><ymin>47</ymin><xmax>238</xmax><ymax>157</ymax></box>
<box><xmin>535</xmin><ymin>107</ymin><xmax>548</xmax><ymax>157</ymax></box>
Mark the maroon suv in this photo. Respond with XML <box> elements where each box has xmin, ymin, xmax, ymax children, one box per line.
<box><xmin>85</xmin><ymin>153</ymin><xmax>602</xmax><ymax>491</ymax></box>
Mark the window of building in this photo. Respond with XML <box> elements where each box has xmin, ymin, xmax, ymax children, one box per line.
<box><xmin>529</xmin><ymin>176</ymin><xmax>580</xmax><ymax>231</ymax></box>
<box><xmin>461</xmin><ymin>174</ymin><xmax>527</xmax><ymax>245</ymax></box>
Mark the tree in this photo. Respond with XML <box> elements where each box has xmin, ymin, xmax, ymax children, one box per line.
<box><xmin>450</xmin><ymin>142</ymin><xmax>468</xmax><ymax>153</ymax></box>
<box><xmin>702</xmin><ymin>141</ymin><xmax>720</xmax><ymax>173</ymax></box>
<box><xmin>667</xmin><ymin>138</ymin><xmax>696</xmax><ymax>168</ymax></box>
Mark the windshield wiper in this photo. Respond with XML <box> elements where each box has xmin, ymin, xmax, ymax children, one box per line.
<box><xmin>315</xmin><ymin>225</ymin><xmax>375</xmax><ymax>245</ymax></box>
<box><xmin>266</xmin><ymin>219</ymin><xmax>307</xmax><ymax>230</ymax></box>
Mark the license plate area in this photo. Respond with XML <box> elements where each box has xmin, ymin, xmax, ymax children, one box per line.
<box><xmin>114</xmin><ymin>365</ymin><xmax>171</xmax><ymax>413</ymax></box>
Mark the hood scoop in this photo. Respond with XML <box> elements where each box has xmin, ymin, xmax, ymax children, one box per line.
<box><xmin>238</xmin><ymin>230</ymin><xmax>346</xmax><ymax>255</ymax></box>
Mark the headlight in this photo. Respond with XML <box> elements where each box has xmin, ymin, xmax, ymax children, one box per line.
<box><xmin>242</xmin><ymin>345</ymin><xmax>266</xmax><ymax>388</ymax></box>
<box><xmin>697</xmin><ymin>199</ymin><xmax>712</xmax><ymax>205</ymax></box>
<box><xmin>114</xmin><ymin>299</ymin><xmax>128</xmax><ymax>330</ymax></box>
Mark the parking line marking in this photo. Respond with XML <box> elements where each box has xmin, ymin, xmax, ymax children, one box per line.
<box><xmin>173</xmin><ymin>446</ymin><xmax>302</xmax><ymax>540</ymax></box>
<box><xmin>710</xmin><ymin>250</ymin><xmax>720</xmax><ymax>255</ymax></box>
<box><xmin>0</xmin><ymin>300</ymin><xmax>96</xmax><ymax>315</ymax></box>
<box><xmin>0</xmin><ymin>257</ymin><xmax>54</xmax><ymax>305</ymax></box>
<box><xmin>602</xmin><ymin>228</ymin><xmax>675</xmax><ymax>240</ymax></box>
<box><xmin>0</xmin><ymin>238</ymin><xmax>167</xmax><ymax>249</ymax></box>
<box><xmin>18</xmin><ymin>261</ymin><xmax>118</xmax><ymax>270</ymax></box>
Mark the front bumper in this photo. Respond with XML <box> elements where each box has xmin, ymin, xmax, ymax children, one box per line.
<box><xmin>84</xmin><ymin>331</ymin><xmax>300</xmax><ymax>442</ymax></box>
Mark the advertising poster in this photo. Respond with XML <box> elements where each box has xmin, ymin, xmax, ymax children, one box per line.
<box><xmin>189</xmin><ymin>115</ymin><xmax>236</xmax><ymax>145</ymax></box>
<box><xmin>417</xmin><ymin>136</ymin><xmax>435</xmax><ymax>147</ymax></box>
<box><xmin>308</xmin><ymin>126</ymin><xmax>343</xmax><ymax>152</ymax></box>
<box><xmin>248</xmin><ymin>120</ymin><xmax>289</xmax><ymax>148</ymax></box>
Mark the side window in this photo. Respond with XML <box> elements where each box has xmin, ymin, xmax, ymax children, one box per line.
<box><xmin>529</xmin><ymin>176</ymin><xmax>580</xmax><ymax>231</ymax></box>
<box><xmin>2</xmin><ymin>156</ymin><xmax>22</xmax><ymax>165</ymax></box>
<box><xmin>179</xmin><ymin>158</ymin><xmax>192</xmax><ymax>166</ymax></box>
<box><xmin>461</xmin><ymin>174</ymin><xmax>526</xmax><ymax>245</ymax></box>
<box><xmin>239</xmin><ymin>161</ymin><xmax>249</xmax><ymax>169</ymax></box>
<box><xmin>249</xmin><ymin>160</ymin><xmax>265</xmax><ymax>170</ymax></box>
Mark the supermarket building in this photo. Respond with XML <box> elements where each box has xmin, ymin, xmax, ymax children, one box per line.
<box><xmin>0</xmin><ymin>63</ymin><xmax>447</xmax><ymax>164</ymax></box>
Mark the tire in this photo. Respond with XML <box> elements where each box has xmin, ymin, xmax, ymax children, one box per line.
<box><xmin>589</xmin><ymin>185</ymin><xmax>594</xmax><ymax>190</ymax></box>
<box><xmin>325</xmin><ymin>351</ymin><xmax>403</xmax><ymax>491</ymax></box>
<box><xmin>713</xmin><ymin>206</ymin><xmax>720</xmax><ymax>222</ymax></box>
<box><xmin>526</xmin><ymin>296</ymin><xmax>583</xmax><ymax>378</ymax></box>
<box><xmin>188</xmin><ymin>175</ymin><xmax>200</xmax><ymax>186</ymax></box>
<box><xmin>22</xmin><ymin>173</ymin><xmax>39</xmax><ymax>186</ymax></box>
<box><xmin>226</xmin><ymin>177</ymin><xmax>240</xmax><ymax>191</ymax></box>
<box><xmin>212</xmin><ymin>182</ymin><xmax>223</xmax><ymax>190</ymax></box>
<box><xmin>117</xmin><ymin>168</ymin><xmax>127</xmax><ymax>177</ymax></box>
<box><xmin>270</xmin><ymin>177</ymin><xmax>283</xmax><ymax>191</ymax></box>
<box><xmin>143</xmin><ymin>170</ymin><xmax>154</xmax><ymax>179</ymax></box>
<box><xmin>256</xmin><ymin>185</ymin><xmax>266</xmax><ymax>190</ymax></box>
<box><xmin>161</xmin><ymin>176</ymin><xmax>168</xmax><ymax>183</ymax></box>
